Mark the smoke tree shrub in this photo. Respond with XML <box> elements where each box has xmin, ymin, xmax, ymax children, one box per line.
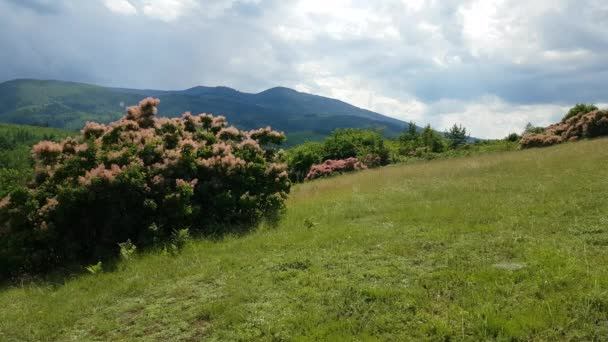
<box><xmin>304</xmin><ymin>157</ymin><xmax>367</xmax><ymax>181</ymax></box>
<box><xmin>519</xmin><ymin>133</ymin><xmax>563</xmax><ymax>148</ymax></box>
<box><xmin>521</xmin><ymin>107</ymin><xmax>608</xmax><ymax>149</ymax></box>
<box><xmin>0</xmin><ymin>98</ymin><xmax>290</xmax><ymax>277</ymax></box>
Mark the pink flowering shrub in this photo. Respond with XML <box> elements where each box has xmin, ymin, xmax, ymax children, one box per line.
<box><xmin>519</xmin><ymin>133</ymin><xmax>563</xmax><ymax>148</ymax></box>
<box><xmin>521</xmin><ymin>108</ymin><xmax>608</xmax><ymax>149</ymax></box>
<box><xmin>0</xmin><ymin>98</ymin><xmax>290</xmax><ymax>277</ymax></box>
<box><xmin>304</xmin><ymin>157</ymin><xmax>367</xmax><ymax>181</ymax></box>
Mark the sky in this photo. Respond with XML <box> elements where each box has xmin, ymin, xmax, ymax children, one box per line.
<box><xmin>1</xmin><ymin>0</ymin><xmax>608</xmax><ymax>138</ymax></box>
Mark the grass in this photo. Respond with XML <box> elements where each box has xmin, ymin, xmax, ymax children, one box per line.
<box><xmin>1</xmin><ymin>139</ymin><xmax>608</xmax><ymax>341</ymax></box>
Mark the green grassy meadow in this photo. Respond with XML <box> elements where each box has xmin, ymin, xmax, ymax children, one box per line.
<box><xmin>1</xmin><ymin>138</ymin><xmax>608</xmax><ymax>341</ymax></box>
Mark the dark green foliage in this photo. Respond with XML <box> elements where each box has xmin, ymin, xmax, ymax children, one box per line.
<box><xmin>392</xmin><ymin>122</ymin><xmax>515</xmax><ymax>162</ymax></box>
<box><xmin>286</xmin><ymin>129</ymin><xmax>390</xmax><ymax>182</ymax></box>
<box><xmin>286</xmin><ymin>142</ymin><xmax>325</xmax><ymax>182</ymax></box>
<box><xmin>395</xmin><ymin>123</ymin><xmax>448</xmax><ymax>158</ymax></box>
<box><xmin>0</xmin><ymin>124</ymin><xmax>72</xmax><ymax>168</ymax></box>
<box><xmin>0</xmin><ymin>124</ymin><xmax>73</xmax><ymax>197</ymax></box>
<box><xmin>562</xmin><ymin>103</ymin><xmax>598</xmax><ymax>122</ymax></box>
<box><xmin>505</xmin><ymin>132</ymin><xmax>521</xmax><ymax>142</ymax></box>
<box><xmin>523</xmin><ymin>123</ymin><xmax>544</xmax><ymax>135</ymax></box>
<box><xmin>399</xmin><ymin>121</ymin><xmax>419</xmax><ymax>143</ymax></box>
<box><xmin>584</xmin><ymin>110</ymin><xmax>608</xmax><ymax>138</ymax></box>
<box><xmin>445</xmin><ymin>124</ymin><xmax>468</xmax><ymax>148</ymax></box>
<box><xmin>286</xmin><ymin>122</ymin><xmax>514</xmax><ymax>183</ymax></box>
<box><xmin>323</xmin><ymin>129</ymin><xmax>389</xmax><ymax>166</ymax></box>
<box><xmin>421</xmin><ymin>125</ymin><xmax>448</xmax><ymax>153</ymax></box>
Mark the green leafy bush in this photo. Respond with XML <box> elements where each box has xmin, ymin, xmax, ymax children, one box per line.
<box><xmin>0</xmin><ymin>98</ymin><xmax>290</xmax><ymax>277</ymax></box>
<box><xmin>562</xmin><ymin>103</ymin><xmax>598</xmax><ymax>122</ymax></box>
<box><xmin>323</xmin><ymin>129</ymin><xmax>389</xmax><ymax>167</ymax></box>
<box><xmin>286</xmin><ymin>142</ymin><xmax>325</xmax><ymax>182</ymax></box>
<box><xmin>445</xmin><ymin>124</ymin><xmax>468</xmax><ymax>148</ymax></box>
<box><xmin>505</xmin><ymin>133</ymin><xmax>521</xmax><ymax>142</ymax></box>
<box><xmin>118</xmin><ymin>240</ymin><xmax>137</xmax><ymax>261</ymax></box>
<box><xmin>420</xmin><ymin>125</ymin><xmax>448</xmax><ymax>153</ymax></box>
<box><xmin>286</xmin><ymin>129</ymin><xmax>389</xmax><ymax>183</ymax></box>
<box><xmin>396</xmin><ymin>123</ymin><xmax>448</xmax><ymax>157</ymax></box>
<box><xmin>0</xmin><ymin>125</ymin><xmax>73</xmax><ymax>198</ymax></box>
<box><xmin>523</xmin><ymin>123</ymin><xmax>545</xmax><ymax>135</ymax></box>
<box><xmin>398</xmin><ymin>121</ymin><xmax>419</xmax><ymax>144</ymax></box>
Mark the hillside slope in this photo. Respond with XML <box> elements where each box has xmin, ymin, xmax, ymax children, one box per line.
<box><xmin>2</xmin><ymin>139</ymin><xmax>607</xmax><ymax>340</ymax></box>
<box><xmin>0</xmin><ymin>79</ymin><xmax>408</xmax><ymax>145</ymax></box>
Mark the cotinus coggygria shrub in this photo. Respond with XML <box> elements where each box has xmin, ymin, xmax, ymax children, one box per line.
<box><xmin>0</xmin><ymin>98</ymin><xmax>290</xmax><ymax>277</ymax></box>
<box><xmin>304</xmin><ymin>157</ymin><xmax>367</xmax><ymax>181</ymax></box>
<box><xmin>521</xmin><ymin>109</ymin><xmax>608</xmax><ymax>149</ymax></box>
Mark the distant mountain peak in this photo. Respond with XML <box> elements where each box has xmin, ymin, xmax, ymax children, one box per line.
<box><xmin>258</xmin><ymin>86</ymin><xmax>299</xmax><ymax>95</ymax></box>
<box><xmin>183</xmin><ymin>85</ymin><xmax>241</xmax><ymax>96</ymax></box>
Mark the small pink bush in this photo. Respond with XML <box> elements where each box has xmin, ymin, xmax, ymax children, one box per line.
<box><xmin>304</xmin><ymin>157</ymin><xmax>367</xmax><ymax>181</ymax></box>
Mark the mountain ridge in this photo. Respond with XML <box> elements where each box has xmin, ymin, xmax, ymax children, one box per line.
<box><xmin>0</xmin><ymin>78</ymin><xmax>410</xmax><ymax>145</ymax></box>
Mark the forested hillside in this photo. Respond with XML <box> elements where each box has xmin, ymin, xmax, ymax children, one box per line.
<box><xmin>0</xmin><ymin>79</ymin><xmax>408</xmax><ymax>145</ymax></box>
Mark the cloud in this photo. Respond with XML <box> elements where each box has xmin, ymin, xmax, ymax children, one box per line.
<box><xmin>103</xmin><ymin>0</ymin><xmax>137</xmax><ymax>15</ymax></box>
<box><xmin>428</xmin><ymin>97</ymin><xmax>570</xmax><ymax>139</ymax></box>
<box><xmin>3</xmin><ymin>0</ymin><xmax>66</xmax><ymax>14</ymax></box>
<box><xmin>1</xmin><ymin>0</ymin><xmax>608</xmax><ymax>138</ymax></box>
<box><xmin>141</xmin><ymin>0</ymin><xmax>197</xmax><ymax>22</ymax></box>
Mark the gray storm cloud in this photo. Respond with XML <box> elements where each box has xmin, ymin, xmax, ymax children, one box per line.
<box><xmin>1</xmin><ymin>0</ymin><xmax>607</xmax><ymax>138</ymax></box>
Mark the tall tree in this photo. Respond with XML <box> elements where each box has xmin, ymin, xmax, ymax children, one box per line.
<box><xmin>422</xmin><ymin>124</ymin><xmax>447</xmax><ymax>153</ymax></box>
<box><xmin>399</xmin><ymin>121</ymin><xmax>419</xmax><ymax>143</ymax></box>
<box><xmin>445</xmin><ymin>124</ymin><xmax>468</xmax><ymax>148</ymax></box>
<box><xmin>523</xmin><ymin>122</ymin><xmax>544</xmax><ymax>135</ymax></box>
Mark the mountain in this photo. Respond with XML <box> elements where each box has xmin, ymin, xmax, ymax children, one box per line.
<box><xmin>0</xmin><ymin>79</ymin><xmax>409</xmax><ymax>145</ymax></box>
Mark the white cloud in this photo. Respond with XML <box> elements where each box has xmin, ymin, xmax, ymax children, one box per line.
<box><xmin>458</xmin><ymin>0</ymin><xmax>571</xmax><ymax>63</ymax></box>
<box><xmin>293</xmin><ymin>62</ymin><xmax>427</xmax><ymax>122</ymax></box>
<box><xmin>141</xmin><ymin>0</ymin><xmax>196</xmax><ymax>22</ymax></box>
<box><xmin>402</xmin><ymin>0</ymin><xmax>427</xmax><ymax>12</ymax></box>
<box><xmin>430</xmin><ymin>96</ymin><xmax>569</xmax><ymax>138</ymax></box>
<box><xmin>103</xmin><ymin>0</ymin><xmax>137</xmax><ymax>15</ymax></box>
<box><xmin>459</xmin><ymin>0</ymin><xmax>506</xmax><ymax>58</ymax></box>
<box><xmin>282</xmin><ymin>0</ymin><xmax>401</xmax><ymax>41</ymax></box>
<box><xmin>138</xmin><ymin>0</ymin><xmax>256</xmax><ymax>21</ymax></box>
<box><xmin>542</xmin><ymin>49</ymin><xmax>592</xmax><ymax>62</ymax></box>
<box><xmin>274</xmin><ymin>25</ymin><xmax>315</xmax><ymax>42</ymax></box>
